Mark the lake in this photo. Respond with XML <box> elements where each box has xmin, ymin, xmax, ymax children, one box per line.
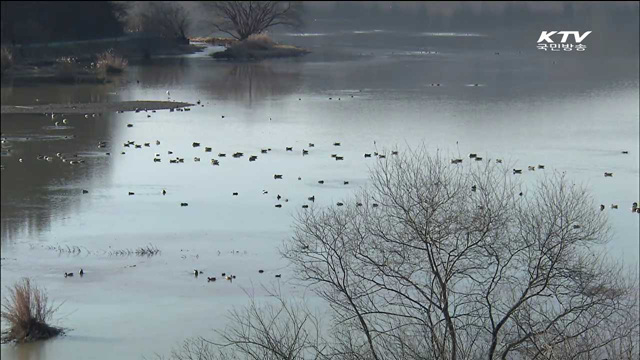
<box><xmin>1</xmin><ymin>24</ymin><xmax>639</xmax><ymax>360</ymax></box>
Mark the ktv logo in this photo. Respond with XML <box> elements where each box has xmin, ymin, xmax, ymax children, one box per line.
<box><xmin>537</xmin><ymin>31</ymin><xmax>591</xmax><ymax>52</ymax></box>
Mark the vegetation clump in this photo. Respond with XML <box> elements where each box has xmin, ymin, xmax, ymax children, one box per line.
<box><xmin>95</xmin><ymin>49</ymin><xmax>128</xmax><ymax>74</ymax></box>
<box><xmin>212</xmin><ymin>34</ymin><xmax>309</xmax><ymax>60</ymax></box>
<box><xmin>1</xmin><ymin>278</ymin><xmax>63</xmax><ymax>344</ymax></box>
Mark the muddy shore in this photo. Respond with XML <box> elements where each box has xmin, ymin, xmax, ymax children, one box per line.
<box><xmin>1</xmin><ymin>101</ymin><xmax>194</xmax><ymax>114</ymax></box>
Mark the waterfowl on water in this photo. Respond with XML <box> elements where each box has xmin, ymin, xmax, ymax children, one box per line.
<box><xmin>496</xmin><ymin>159</ymin><xmax>503</xmax><ymax>163</ymax></box>
<box><xmin>633</xmin><ymin>202</ymin><xmax>638</xmax><ymax>210</ymax></box>
<box><xmin>513</xmin><ymin>169</ymin><xmax>522</xmax><ymax>174</ymax></box>
<box><xmin>218</xmin><ymin>153</ymin><xmax>226</xmax><ymax>157</ymax></box>
<box><xmin>302</xmin><ymin>205</ymin><xmax>309</xmax><ymax>209</ymax></box>
<box><xmin>337</xmin><ymin>202</ymin><xmax>344</xmax><ymax>206</ymax></box>
<box><xmin>377</xmin><ymin>155</ymin><xmax>386</xmax><ymax>159</ymax></box>
<box><xmin>82</xmin><ymin>190</ymin><xmax>89</xmax><ymax>194</ymax></box>
<box><xmin>538</xmin><ymin>165</ymin><xmax>544</xmax><ymax>169</ymax></box>
<box><xmin>471</xmin><ymin>185</ymin><xmax>477</xmax><ymax>192</ymax></box>
<box><xmin>181</xmin><ymin>203</ymin><xmax>188</xmax><ymax>206</ymax></box>
<box><xmin>318</xmin><ymin>180</ymin><xmax>324</xmax><ymax>184</ymax></box>
<box><xmin>356</xmin><ymin>202</ymin><xmax>363</xmax><ymax>207</ymax></box>
<box><xmin>261</xmin><ymin>149</ymin><xmax>268</xmax><ymax>154</ymax></box>
<box><xmin>144</xmin><ymin>143</ymin><xmax>150</xmax><ymax>147</ymax></box>
<box><xmin>274</xmin><ymin>174</ymin><xmax>283</xmax><ymax>179</ymax></box>
<box><xmin>258</xmin><ymin>270</ymin><xmax>264</xmax><ymax>273</ymax></box>
<box><xmin>156</xmin><ymin>140</ymin><xmax>160</xmax><ymax>145</ymax></box>
<box><xmin>79</xmin><ymin>268</ymin><xmax>84</xmax><ymax>276</ymax></box>
<box><xmin>331</xmin><ymin>154</ymin><xmax>337</xmax><ymax>158</ymax></box>
<box><xmin>127</xmin><ymin>124</ymin><xmax>133</xmax><ymax>127</ymax></box>
<box><xmin>232</xmin><ymin>192</ymin><xmax>238</xmax><ymax>196</ymax></box>
<box><xmin>194</xmin><ymin>269</ymin><xmax>199</xmax><ymax>276</ymax></box>
<box><xmin>193</xmin><ymin>142</ymin><xmax>200</xmax><ymax>147</ymax></box>
<box><xmin>391</xmin><ymin>151</ymin><xmax>398</xmax><ymax>155</ymax></box>
<box><xmin>308</xmin><ymin>196</ymin><xmax>315</xmax><ymax>202</ymax></box>
<box><xmin>622</xmin><ymin>151</ymin><xmax>629</xmax><ymax>154</ymax></box>
<box><xmin>600</xmin><ymin>204</ymin><xmax>605</xmax><ymax>211</ymax></box>
<box><xmin>275</xmin><ymin>204</ymin><xmax>282</xmax><ymax>208</ymax></box>
<box><xmin>611</xmin><ymin>204</ymin><xmax>618</xmax><ymax>209</ymax></box>
<box><xmin>286</xmin><ymin>147</ymin><xmax>293</xmax><ymax>151</ymax></box>
<box><xmin>128</xmin><ymin>192</ymin><xmax>135</xmax><ymax>196</ymax></box>
<box><xmin>275</xmin><ymin>274</ymin><xmax>282</xmax><ymax>278</ymax></box>
<box><xmin>203</xmin><ymin>147</ymin><xmax>211</xmax><ymax>152</ymax></box>
<box><xmin>528</xmin><ymin>166</ymin><xmax>536</xmax><ymax>171</ymax></box>
<box><xmin>208</xmin><ymin>277</ymin><xmax>216</xmax><ymax>282</ymax></box>
<box><xmin>64</xmin><ymin>272</ymin><xmax>73</xmax><ymax>277</ymax></box>
<box><xmin>62</xmin><ymin>119</ymin><xmax>68</xmax><ymax>124</ymax></box>
<box><xmin>308</xmin><ymin>143</ymin><xmax>315</xmax><ymax>147</ymax></box>
<box><xmin>211</xmin><ymin>159</ymin><xmax>219</xmax><ymax>165</ymax></box>
<box><xmin>333</xmin><ymin>142</ymin><xmax>341</xmax><ymax>146</ymax></box>
<box><xmin>469</xmin><ymin>153</ymin><xmax>477</xmax><ymax>158</ymax></box>
<box><xmin>277</xmin><ymin>194</ymin><xmax>282</xmax><ymax>200</ymax></box>
<box><xmin>168</xmin><ymin>151</ymin><xmax>173</xmax><ymax>155</ymax></box>
<box><xmin>364</xmin><ymin>153</ymin><xmax>372</xmax><ymax>158</ymax></box>
<box><xmin>451</xmin><ymin>159</ymin><xmax>463</xmax><ymax>164</ymax></box>
<box><xmin>162</xmin><ymin>189</ymin><xmax>167</xmax><ymax>195</ymax></box>
<box><xmin>372</xmin><ymin>203</ymin><xmax>379</xmax><ymax>208</ymax></box>
<box><xmin>573</xmin><ymin>224</ymin><xmax>581</xmax><ymax>229</ymax></box>
<box><xmin>344</xmin><ymin>181</ymin><xmax>349</xmax><ymax>185</ymax></box>
<box><xmin>233</xmin><ymin>152</ymin><xmax>243</xmax><ymax>158</ymax></box>
<box><xmin>249</xmin><ymin>155</ymin><xmax>258</xmax><ymax>162</ymax></box>
<box><xmin>604</xmin><ymin>172</ymin><xmax>613</xmax><ymax>177</ymax></box>
<box><xmin>135</xmin><ymin>144</ymin><xmax>142</xmax><ymax>148</ymax></box>
<box><xmin>194</xmin><ymin>157</ymin><xmax>200</xmax><ymax>162</ymax></box>
<box><xmin>335</xmin><ymin>156</ymin><xmax>344</xmax><ymax>161</ymax></box>
<box><xmin>475</xmin><ymin>157</ymin><xmax>483</xmax><ymax>161</ymax></box>
<box><xmin>302</xmin><ymin>149</ymin><xmax>309</xmax><ymax>155</ymax></box>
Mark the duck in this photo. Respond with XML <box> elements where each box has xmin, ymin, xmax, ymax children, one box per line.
<box><xmin>451</xmin><ymin>159</ymin><xmax>463</xmax><ymax>164</ymax></box>
<box><xmin>82</xmin><ymin>189</ymin><xmax>89</xmax><ymax>194</ymax></box>
<box><xmin>192</xmin><ymin>142</ymin><xmax>200</xmax><ymax>147</ymax></box>
<box><xmin>62</xmin><ymin>119</ymin><xmax>68</xmax><ymax>124</ymax></box>
<box><xmin>162</xmin><ymin>189</ymin><xmax>167</xmax><ymax>195</ymax></box>
<box><xmin>604</xmin><ymin>172</ymin><xmax>613</xmax><ymax>177</ymax></box>
<box><xmin>249</xmin><ymin>155</ymin><xmax>258</xmax><ymax>162</ymax></box>
<box><xmin>168</xmin><ymin>151</ymin><xmax>173</xmax><ymax>155</ymax></box>
<box><xmin>600</xmin><ymin>204</ymin><xmax>605</xmax><ymax>211</ymax></box>
<box><xmin>335</xmin><ymin>156</ymin><xmax>344</xmax><ymax>161</ymax></box>
<box><xmin>194</xmin><ymin>157</ymin><xmax>201</xmax><ymax>162</ymax></box>
<box><xmin>193</xmin><ymin>269</ymin><xmax>199</xmax><ymax>276</ymax></box>
<box><xmin>232</xmin><ymin>152</ymin><xmax>243</xmax><ymax>158</ymax></box>
<box><xmin>496</xmin><ymin>159</ymin><xmax>503</xmax><ymax>164</ymax></box>
<box><xmin>204</xmin><ymin>147</ymin><xmax>212</xmax><ymax>152</ymax></box>
<box><xmin>475</xmin><ymin>157</ymin><xmax>483</xmax><ymax>161</ymax></box>
<box><xmin>275</xmin><ymin>204</ymin><xmax>282</xmax><ymax>208</ymax></box>
<box><xmin>331</xmin><ymin>154</ymin><xmax>337</xmax><ymax>158</ymax></box>
<box><xmin>391</xmin><ymin>151</ymin><xmax>398</xmax><ymax>155</ymax></box>
<box><xmin>277</xmin><ymin>194</ymin><xmax>282</xmax><ymax>200</ymax></box>
<box><xmin>258</xmin><ymin>270</ymin><xmax>264</xmax><ymax>273</ymax></box>
<box><xmin>336</xmin><ymin>202</ymin><xmax>344</xmax><ymax>206</ymax></box>
<box><xmin>364</xmin><ymin>153</ymin><xmax>372</xmax><ymax>158</ymax></box>
<box><xmin>207</xmin><ymin>277</ymin><xmax>216</xmax><ymax>282</ymax></box>
<box><xmin>471</xmin><ymin>185</ymin><xmax>477</xmax><ymax>192</ymax></box>
<box><xmin>156</xmin><ymin>140</ymin><xmax>160</xmax><ymax>145</ymax></box>
<box><xmin>286</xmin><ymin>147</ymin><xmax>293</xmax><ymax>151</ymax></box>
<box><xmin>275</xmin><ymin>274</ymin><xmax>282</xmax><ymax>278</ymax></box>
<box><xmin>611</xmin><ymin>204</ymin><xmax>618</xmax><ymax>209</ymax></box>
<box><xmin>333</xmin><ymin>142</ymin><xmax>341</xmax><ymax>146</ymax></box>
<box><xmin>538</xmin><ymin>165</ymin><xmax>544</xmax><ymax>169</ymax></box>
<box><xmin>144</xmin><ymin>143</ymin><xmax>150</xmax><ymax>147</ymax></box>
<box><xmin>308</xmin><ymin>143</ymin><xmax>315</xmax><ymax>147</ymax></box>
<box><xmin>79</xmin><ymin>268</ymin><xmax>84</xmax><ymax>276</ymax></box>
<box><xmin>622</xmin><ymin>151</ymin><xmax>629</xmax><ymax>154</ymax></box>
<box><xmin>232</xmin><ymin>192</ymin><xmax>238</xmax><ymax>196</ymax></box>
<box><xmin>302</xmin><ymin>205</ymin><xmax>309</xmax><ymax>209</ymax></box>
<box><xmin>372</xmin><ymin>203</ymin><xmax>379</xmax><ymax>208</ymax></box>
<box><xmin>261</xmin><ymin>149</ymin><xmax>268</xmax><ymax>154</ymax></box>
<box><xmin>344</xmin><ymin>181</ymin><xmax>349</xmax><ymax>185</ymax></box>
<box><xmin>128</xmin><ymin>192</ymin><xmax>135</xmax><ymax>196</ymax></box>
<box><xmin>302</xmin><ymin>149</ymin><xmax>309</xmax><ymax>155</ymax></box>
<box><xmin>180</xmin><ymin>203</ymin><xmax>189</xmax><ymax>206</ymax></box>
<box><xmin>469</xmin><ymin>153</ymin><xmax>477</xmax><ymax>158</ymax></box>
<box><xmin>135</xmin><ymin>144</ymin><xmax>142</xmax><ymax>149</ymax></box>
<box><xmin>513</xmin><ymin>169</ymin><xmax>523</xmax><ymax>174</ymax></box>
<box><xmin>308</xmin><ymin>196</ymin><xmax>315</xmax><ymax>202</ymax></box>
<box><xmin>64</xmin><ymin>272</ymin><xmax>73</xmax><ymax>277</ymax></box>
<box><xmin>218</xmin><ymin>153</ymin><xmax>226</xmax><ymax>157</ymax></box>
<box><xmin>274</xmin><ymin>174</ymin><xmax>283</xmax><ymax>179</ymax></box>
<box><xmin>298</xmin><ymin>177</ymin><xmax>302</xmax><ymax>180</ymax></box>
<box><xmin>356</xmin><ymin>202</ymin><xmax>363</xmax><ymax>207</ymax></box>
<box><xmin>318</xmin><ymin>180</ymin><xmax>324</xmax><ymax>184</ymax></box>
<box><xmin>632</xmin><ymin>202</ymin><xmax>638</xmax><ymax>211</ymax></box>
<box><xmin>127</xmin><ymin>124</ymin><xmax>133</xmax><ymax>128</ymax></box>
<box><xmin>528</xmin><ymin>166</ymin><xmax>536</xmax><ymax>171</ymax></box>
<box><xmin>152</xmin><ymin>157</ymin><xmax>160</xmax><ymax>161</ymax></box>
<box><xmin>378</xmin><ymin>155</ymin><xmax>386</xmax><ymax>159</ymax></box>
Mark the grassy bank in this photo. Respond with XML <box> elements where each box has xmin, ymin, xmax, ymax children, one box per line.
<box><xmin>210</xmin><ymin>34</ymin><xmax>310</xmax><ymax>61</ymax></box>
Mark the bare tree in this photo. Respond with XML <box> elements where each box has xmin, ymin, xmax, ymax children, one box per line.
<box><xmin>204</xmin><ymin>1</ymin><xmax>302</xmax><ymax>40</ymax></box>
<box><xmin>130</xmin><ymin>2</ymin><xmax>190</xmax><ymax>41</ymax></box>
<box><xmin>281</xmin><ymin>146</ymin><xmax>639</xmax><ymax>360</ymax></box>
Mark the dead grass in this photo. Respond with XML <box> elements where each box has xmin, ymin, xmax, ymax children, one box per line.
<box><xmin>213</xmin><ymin>34</ymin><xmax>309</xmax><ymax>60</ymax></box>
<box><xmin>1</xmin><ymin>278</ymin><xmax>63</xmax><ymax>344</ymax></box>
<box><xmin>244</xmin><ymin>34</ymin><xmax>276</xmax><ymax>49</ymax></box>
<box><xmin>109</xmin><ymin>243</ymin><xmax>161</xmax><ymax>257</ymax></box>
<box><xmin>1</xmin><ymin>47</ymin><xmax>13</xmax><ymax>75</ymax></box>
<box><xmin>95</xmin><ymin>49</ymin><xmax>128</xmax><ymax>74</ymax></box>
<box><xmin>189</xmin><ymin>36</ymin><xmax>237</xmax><ymax>47</ymax></box>
<box><xmin>54</xmin><ymin>56</ymin><xmax>81</xmax><ymax>82</ymax></box>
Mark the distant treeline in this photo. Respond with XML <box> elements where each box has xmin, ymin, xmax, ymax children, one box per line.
<box><xmin>0</xmin><ymin>1</ymin><xmax>126</xmax><ymax>45</ymax></box>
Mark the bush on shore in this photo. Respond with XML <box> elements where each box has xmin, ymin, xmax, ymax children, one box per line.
<box><xmin>1</xmin><ymin>278</ymin><xmax>63</xmax><ymax>344</ymax></box>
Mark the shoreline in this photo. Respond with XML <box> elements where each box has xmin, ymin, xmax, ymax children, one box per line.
<box><xmin>1</xmin><ymin>101</ymin><xmax>194</xmax><ymax>114</ymax></box>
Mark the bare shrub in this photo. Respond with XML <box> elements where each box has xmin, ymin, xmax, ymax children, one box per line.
<box><xmin>95</xmin><ymin>49</ymin><xmax>128</xmax><ymax>74</ymax></box>
<box><xmin>1</xmin><ymin>47</ymin><xmax>13</xmax><ymax>75</ymax></box>
<box><xmin>1</xmin><ymin>278</ymin><xmax>63</xmax><ymax>343</ymax></box>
